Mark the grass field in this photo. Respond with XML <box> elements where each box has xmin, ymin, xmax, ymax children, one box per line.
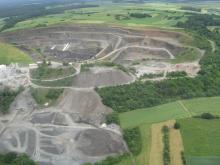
<box><xmin>5</xmin><ymin>1</ymin><xmax>220</xmax><ymax>32</ymax></box>
<box><xmin>118</xmin><ymin>96</ymin><xmax>220</xmax><ymax>165</ymax></box>
<box><xmin>119</xmin><ymin>101</ymin><xmax>189</xmax><ymax>129</ymax></box>
<box><xmin>30</xmin><ymin>88</ymin><xmax>63</xmax><ymax>107</ymax></box>
<box><xmin>30</xmin><ymin>65</ymin><xmax>76</xmax><ymax>80</ymax></box>
<box><xmin>0</xmin><ymin>42</ymin><xmax>32</xmax><ymax>65</ymax></box>
<box><xmin>179</xmin><ymin>118</ymin><xmax>220</xmax><ymax>156</ymax></box>
<box><xmin>4</xmin><ymin>3</ymin><xmax>189</xmax><ymax>32</ymax></box>
<box><xmin>186</xmin><ymin>156</ymin><xmax>220</xmax><ymax>165</ymax></box>
<box><xmin>182</xmin><ymin>97</ymin><xmax>220</xmax><ymax>116</ymax></box>
<box><xmin>178</xmin><ymin>118</ymin><xmax>220</xmax><ymax>165</ymax></box>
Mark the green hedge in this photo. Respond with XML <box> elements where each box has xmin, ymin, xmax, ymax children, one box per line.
<box><xmin>123</xmin><ymin>127</ymin><xmax>142</xmax><ymax>156</ymax></box>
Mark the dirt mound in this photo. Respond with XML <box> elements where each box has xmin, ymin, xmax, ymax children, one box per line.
<box><xmin>72</xmin><ymin>67</ymin><xmax>133</xmax><ymax>88</ymax></box>
<box><xmin>76</xmin><ymin>128</ymin><xmax>127</xmax><ymax>156</ymax></box>
<box><xmin>113</xmin><ymin>46</ymin><xmax>173</xmax><ymax>65</ymax></box>
<box><xmin>58</xmin><ymin>89</ymin><xmax>112</xmax><ymax>126</ymax></box>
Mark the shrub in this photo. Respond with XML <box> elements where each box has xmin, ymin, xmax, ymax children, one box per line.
<box><xmin>0</xmin><ymin>152</ymin><xmax>36</xmax><ymax>165</ymax></box>
<box><xmin>15</xmin><ymin>154</ymin><xmax>36</xmax><ymax>165</ymax></box>
<box><xmin>201</xmin><ymin>113</ymin><xmax>216</xmax><ymax>119</ymax></box>
<box><xmin>181</xmin><ymin>151</ymin><xmax>187</xmax><ymax>165</ymax></box>
<box><xmin>162</xmin><ymin>126</ymin><xmax>170</xmax><ymax>165</ymax></box>
<box><xmin>4</xmin><ymin>152</ymin><xmax>17</xmax><ymax>163</ymax></box>
<box><xmin>84</xmin><ymin>154</ymin><xmax>130</xmax><ymax>165</ymax></box>
<box><xmin>106</xmin><ymin>112</ymin><xmax>120</xmax><ymax>125</ymax></box>
<box><xmin>174</xmin><ymin>122</ymin><xmax>181</xmax><ymax>129</ymax></box>
<box><xmin>129</xmin><ymin>13</ymin><xmax>152</xmax><ymax>18</ymax></box>
<box><xmin>123</xmin><ymin>127</ymin><xmax>142</xmax><ymax>156</ymax></box>
<box><xmin>0</xmin><ymin>88</ymin><xmax>21</xmax><ymax>114</ymax></box>
<box><xmin>167</xmin><ymin>71</ymin><xmax>187</xmax><ymax>78</ymax></box>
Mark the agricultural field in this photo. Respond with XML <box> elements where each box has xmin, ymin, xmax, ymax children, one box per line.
<box><xmin>0</xmin><ymin>42</ymin><xmax>32</xmax><ymax>65</ymax></box>
<box><xmin>118</xmin><ymin>96</ymin><xmax>220</xmax><ymax>165</ymax></box>
<box><xmin>0</xmin><ymin>3</ymin><xmax>197</xmax><ymax>32</ymax></box>
<box><xmin>178</xmin><ymin>118</ymin><xmax>220</xmax><ymax>165</ymax></box>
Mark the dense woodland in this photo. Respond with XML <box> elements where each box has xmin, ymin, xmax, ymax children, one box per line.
<box><xmin>97</xmin><ymin>13</ymin><xmax>220</xmax><ymax>113</ymax></box>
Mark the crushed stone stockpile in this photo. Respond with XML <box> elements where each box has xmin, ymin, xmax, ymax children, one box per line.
<box><xmin>72</xmin><ymin>67</ymin><xmax>134</xmax><ymax>88</ymax></box>
<box><xmin>58</xmin><ymin>88</ymin><xmax>112</xmax><ymax>126</ymax></box>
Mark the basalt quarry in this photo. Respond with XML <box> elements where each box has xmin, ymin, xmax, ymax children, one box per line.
<box><xmin>0</xmin><ymin>25</ymin><xmax>203</xmax><ymax>165</ymax></box>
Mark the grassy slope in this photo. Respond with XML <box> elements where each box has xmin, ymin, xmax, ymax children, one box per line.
<box><xmin>30</xmin><ymin>88</ymin><xmax>63</xmax><ymax>107</ymax></box>
<box><xmin>0</xmin><ymin>42</ymin><xmax>32</xmax><ymax>65</ymax></box>
<box><xmin>31</xmin><ymin>66</ymin><xmax>76</xmax><ymax>80</ymax></box>
<box><xmin>171</xmin><ymin>47</ymin><xmax>201</xmax><ymax>64</ymax></box>
<box><xmin>182</xmin><ymin>97</ymin><xmax>220</xmax><ymax>115</ymax></box>
<box><xmin>5</xmin><ymin>3</ymin><xmax>187</xmax><ymax>32</ymax></box>
<box><xmin>119</xmin><ymin>96</ymin><xmax>220</xmax><ymax>165</ymax></box>
<box><xmin>119</xmin><ymin>101</ymin><xmax>189</xmax><ymax>129</ymax></box>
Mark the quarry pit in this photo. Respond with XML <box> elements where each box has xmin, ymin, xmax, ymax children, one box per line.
<box><xmin>0</xmin><ymin>25</ymin><xmax>204</xmax><ymax>165</ymax></box>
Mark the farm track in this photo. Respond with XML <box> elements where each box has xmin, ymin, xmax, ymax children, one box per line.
<box><xmin>178</xmin><ymin>101</ymin><xmax>192</xmax><ymax>117</ymax></box>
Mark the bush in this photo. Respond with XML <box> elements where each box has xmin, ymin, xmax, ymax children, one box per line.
<box><xmin>84</xmin><ymin>154</ymin><xmax>130</xmax><ymax>165</ymax></box>
<box><xmin>15</xmin><ymin>154</ymin><xmax>36</xmax><ymax>165</ymax></box>
<box><xmin>106</xmin><ymin>112</ymin><xmax>120</xmax><ymax>125</ymax></box>
<box><xmin>174</xmin><ymin>122</ymin><xmax>181</xmax><ymax>129</ymax></box>
<box><xmin>0</xmin><ymin>152</ymin><xmax>36</xmax><ymax>165</ymax></box>
<box><xmin>181</xmin><ymin>151</ymin><xmax>187</xmax><ymax>165</ymax></box>
<box><xmin>167</xmin><ymin>71</ymin><xmax>187</xmax><ymax>78</ymax></box>
<box><xmin>201</xmin><ymin>113</ymin><xmax>216</xmax><ymax>120</ymax></box>
<box><xmin>4</xmin><ymin>152</ymin><xmax>17</xmax><ymax>163</ymax></box>
<box><xmin>162</xmin><ymin>126</ymin><xmax>170</xmax><ymax>165</ymax></box>
<box><xmin>129</xmin><ymin>13</ymin><xmax>152</xmax><ymax>18</ymax></box>
<box><xmin>0</xmin><ymin>88</ymin><xmax>22</xmax><ymax>114</ymax></box>
<box><xmin>123</xmin><ymin>127</ymin><xmax>142</xmax><ymax>156</ymax></box>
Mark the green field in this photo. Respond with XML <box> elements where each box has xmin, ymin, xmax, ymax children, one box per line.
<box><xmin>119</xmin><ymin>101</ymin><xmax>189</xmax><ymax>129</ymax></box>
<box><xmin>119</xmin><ymin>97</ymin><xmax>220</xmax><ymax>129</ymax></box>
<box><xmin>4</xmin><ymin>3</ymin><xmax>189</xmax><ymax>32</ymax></box>
<box><xmin>118</xmin><ymin>96</ymin><xmax>220</xmax><ymax>165</ymax></box>
<box><xmin>178</xmin><ymin>118</ymin><xmax>220</xmax><ymax>165</ymax></box>
<box><xmin>179</xmin><ymin>118</ymin><xmax>220</xmax><ymax>156</ymax></box>
<box><xmin>30</xmin><ymin>88</ymin><xmax>63</xmax><ymax>107</ymax></box>
<box><xmin>0</xmin><ymin>42</ymin><xmax>32</xmax><ymax>65</ymax></box>
<box><xmin>182</xmin><ymin>97</ymin><xmax>220</xmax><ymax>115</ymax></box>
<box><xmin>186</xmin><ymin>156</ymin><xmax>220</xmax><ymax>165</ymax></box>
<box><xmin>31</xmin><ymin>65</ymin><xmax>76</xmax><ymax>80</ymax></box>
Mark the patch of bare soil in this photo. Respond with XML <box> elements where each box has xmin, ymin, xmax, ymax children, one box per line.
<box><xmin>170</xmin><ymin>126</ymin><xmax>184</xmax><ymax>165</ymax></box>
<box><xmin>58</xmin><ymin>88</ymin><xmax>112</xmax><ymax>126</ymax></box>
<box><xmin>149</xmin><ymin>120</ymin><xmax>175</xmax><ymax>165</ymax></box>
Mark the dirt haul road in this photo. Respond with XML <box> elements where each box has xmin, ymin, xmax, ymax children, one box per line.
<box><xmin>0</xmin><ymin>88</ymin><xmax>128</xmax><ymax>165</ymax></box>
